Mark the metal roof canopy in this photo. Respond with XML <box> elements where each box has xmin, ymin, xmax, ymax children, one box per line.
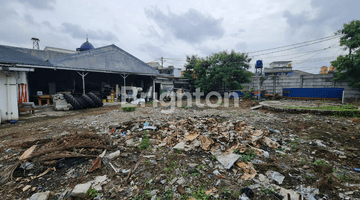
<box><xmin>49</xmin><ymin>45</ymin><xmax>159</xmax><ymax>76</ymax></box>
<box><xmin>0</xmin><ymin>45</ymin><xmax>52</xmax><ymax>66</ymax></box>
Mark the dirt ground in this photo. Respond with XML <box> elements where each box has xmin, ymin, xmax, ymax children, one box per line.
<box><xmin>0</xmin><ymin>99</ymin><xmax>359</xmax><ymax>200</ymax></box>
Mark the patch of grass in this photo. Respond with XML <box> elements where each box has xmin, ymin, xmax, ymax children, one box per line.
<box><xmin>182</xmin><ymin>105</ymin><xmax>190</xmax><ymax>109</ymax></box>
<box><xmin>192</xmin><ymin>188</ymin><xmax>210</xmax><ymax>200</ymax></box>
<box><xmin>165</xmin><ymin>161</ymin><xmax>178</xmax><ymax>172</ymax></box>
<box><xmin>260</xmin><ymin>186</ymin><xmax>276</xmax><ymax>195</ymax></box>
<box><xmin>122</xmin><ymin>106</ymin><xmax>136</xmax><ymax>112</ymax></box>
<box><xmin>291</xmin><ymin>136</ymin><xmax>298</xmax><ymax>149</ymax></box>
<box><xmin>163</xmin><ymin>189</ymin><xmax>173</xmax><ymax>200</ymax></box>
<box><xmin>86</xmin><ymin>188</ymin><xmax>99</xmax><ymax>198</ymax></box>
<box><xmin>313</xmin><ymin>160</ymin><xmax>331</xmax><ymax>167</ymax></box>
<box><xmin>211</xmin><ymin>155</ymin><xmax>217</xmax><ymax>161</ymax></box>
<box><xmin>138</xmin><ymin>130</ymin><xmax>150</xmax><ymax>150</ymax></box>
<box><xmin>234</xmin><ymin>148</ymin><xmax>256</xmax><ymax>162</ymax></box>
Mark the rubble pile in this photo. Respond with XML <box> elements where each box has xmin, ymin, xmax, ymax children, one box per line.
<box><xmin>0</xmin><ymin>105</ymin><xmax>359</xmax><ymax>199</ymax></box>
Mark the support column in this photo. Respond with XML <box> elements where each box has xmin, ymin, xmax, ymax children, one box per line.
<box><xmin>120</xmin><ymin>74</ymin><xmax>129</xmax><ymax>102</ymax></box>
<box><xmin>300</xmin><ymin>75</ymin><xmax>304</xmax><ymax>88</ymax></box>
<box><xmin>151</xmin><ymin>76</ymin><xmax>156</xmax><ymax>100</ymax></box>
<box><xmin>77</xmin><ymin>71</ymin><xmax>89</xmax><ymax>94</ymax></box>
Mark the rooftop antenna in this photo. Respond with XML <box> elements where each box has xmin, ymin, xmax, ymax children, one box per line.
<box><xmin>86</xmin><ymin>33</ymin><xmax>88</xmax><ymax>42</ymax></box>
<box><xmin>31</xmin><ymin>37</ymin><xmax>40</xmax><ymax>50</ymax></box>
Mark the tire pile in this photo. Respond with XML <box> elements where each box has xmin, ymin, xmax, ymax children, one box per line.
<box><xmin>63</xmin><ymin>92</ymin><xmax>103</xmax><ymax>110</ymax></box>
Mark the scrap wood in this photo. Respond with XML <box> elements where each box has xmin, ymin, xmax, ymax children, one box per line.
<box><xmin>184</xmin><ymin>134</ymin><xmax>199</xmax><ymax>141</ymax></box>
<box><xmin>0</xmin><ymin>161</ymin><xmax>21</xmax><ymax>185</ymax></box>
<box><xmin>31</xmin><ymin>167</ymin><xmax>56</xmax><ymax>179</ymax></box>
<box><xmin>88</xmin><ymin>150</ymin><xmax>106</xmax><ymax>173</ymax></box>
<box><xmin>26</xmin><ymin>142</ymin><xmax>110</xmax><ymax>161</ymax></box>
<box><xmin>19</xmin><ymin>145</ymin><xmax>37</xmax><ymax>160</ymax></box>
<box><xmin>125</xmin><ymin>169</ymin><xmax>132</xmax><ymax>182</ymax></box>
<box><xmin>201</xmin><ymin>136</ymin><xmax>214</xmax><ymax>151</ymax></box>
<box><xmin>22</xmin><ymin>185</ymin><xmax>31</xmax><ymax>192</ymax></box>
<box><xmin>237</xmin><ymin>162</ymin><xmax>257</xmax><ymax>180</ymax></box>
<box><xmin>261</xmin><ymin>137</ymin><xmax>280</xmax><ymax>149</ymax></box>
<box><xmin>38</xmin><ymin>153</ymin><xmax>98</xmax><ymax>162</ymax></box>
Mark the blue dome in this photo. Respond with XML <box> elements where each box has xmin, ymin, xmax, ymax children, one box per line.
<box><xmin>76</xmin><ymin>39</ymin><xmax>94</xmax><ymax>51</ymax></box>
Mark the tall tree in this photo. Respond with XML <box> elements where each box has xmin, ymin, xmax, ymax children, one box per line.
<box><xmin>184</xmin><ymin>50</ymin><xmax>252</xmax><ymax>93</ymax></box>
<box><xmin>331</xmin><ymin>20</ymin><xmax>360</xmax><ymax>90</ymax></box>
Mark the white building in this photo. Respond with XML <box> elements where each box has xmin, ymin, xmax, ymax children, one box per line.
<box><xmin>269</xmin><ymin>61</ymin><xmax>292</xmax><ymax>68</ymax></box>
<box><xmin>0</xmin><ymin>45</ymin><xmax>49</xmax><ymax>123</ymax></box>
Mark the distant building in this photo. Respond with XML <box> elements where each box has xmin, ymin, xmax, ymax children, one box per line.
<box><xmin>269</xmin><ymin>61</ymin><xmax>292</xmax><ymax>68</ymax></box>
<box><xmin>146</xmin><ymin>63</ymin><xmax>182</xmax><ymax>77</ymax></box>
<box><xmin>264</xmin><ymin>67</ymin><xmax>313</xmax><ymax>76</ymax></box>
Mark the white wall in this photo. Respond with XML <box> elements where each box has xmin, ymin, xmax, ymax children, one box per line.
<box><xmin>0</xmin><ymin>71</ymin><xmax>19</xmax><ymax>122</ymax></box>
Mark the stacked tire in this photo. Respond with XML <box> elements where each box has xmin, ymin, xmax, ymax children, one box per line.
<box><xmin>63</xmin><ymin>92</ymin><xmax>103</xmax><ymax>110</ymax></box>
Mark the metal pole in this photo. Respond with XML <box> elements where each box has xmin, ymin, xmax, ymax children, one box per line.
<box><xmin>77</xmin><ymin>71</ymin><xmax>89</xmax><ymax>95</ymax></box>
<box><xmin>120</xmin><ymin>74</ymin><xmax>129</xmax><ymax>102</ymax></box>
<box><xmin>152</xmin><ymin>77</ymin><xmax>156</xmax><ymax>100</ymax></box>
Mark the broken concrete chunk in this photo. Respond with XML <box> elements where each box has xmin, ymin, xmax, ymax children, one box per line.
<box><xmin>173</xmin><ymin>142</ymin><xmax>186</xmax><ymax>150</ymax></box>
<box><xmin>28</xmin><ymin>191</ymin><xmax>51</xmax><ymax>200</ymax></box>
<box><xmin>91</xmin><ymin>175</ymin><xmax>109</xmax><ymax>192</ymax></box>
<box><xmin>266</xmin><ymin>171</ymin><xmax>285</xmax><ymax>184</ymax></box>
<box><xmin>105</xmin><ymin>150</ymin><xmax>121</xmax><ymax>160</ymax></box>
<box><xmin>176</xmin><ymin>177</ymin><xmax>186</xmax><ymax>185</ymax></box>
<box><xmin>262</xmin><ymin>137</ymin><xmax>280</xmax><ymax>149</ymax></box>
<box><xmin>216</xmin><ymin>153</ymin><xmax>241</xmax><ymax>169</ymax></box>
<box><xmin>279</xmin><ymin>188</ymin><xmax>300</xmax><ymax>200</ymax></box>
<box><xmin>125</xmin><ymin>139</ymin><xmax>134</xmax><ymax>146</ymax></box>
<box><xmin>72</xmin><ymin>182</ymin><xmax>92</xmax><ymax>198</ymax></box>
<box><xmin>250</xmin><ymin>105</ymin><xmax>263</xmax><ymax>110</ymax></box>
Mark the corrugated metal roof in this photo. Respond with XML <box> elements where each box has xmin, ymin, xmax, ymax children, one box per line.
<box><xmin>0</xmin><ymin>45</ymin><xmax>52</xmax><ymax>66</ymax></box>
<box><xmin>49</xmin><ymin>45</ymin><xmax>159</xmax><ymax>75</ymax></box>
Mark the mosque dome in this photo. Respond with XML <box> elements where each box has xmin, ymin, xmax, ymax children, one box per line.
<box><xmin>76</xmin><ymin>38</ymin><xmax>94</xmax><ymax>51</ymax></box>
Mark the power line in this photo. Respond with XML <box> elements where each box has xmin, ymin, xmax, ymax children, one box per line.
<box><xmin>247</xmin><ymin>35</ymin><xmax>341</xmax><ymax>54</ymax></box>
<box><xmin>249</xmin><ymin>36</ymin><xmax>341</xmax><ymax>57</ymax></box>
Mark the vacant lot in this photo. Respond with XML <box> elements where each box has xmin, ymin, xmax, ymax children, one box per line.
<box><xmin>0</xmin><ymin>99</ymin><xmax>359</xmax><ymax>200</ymax></box>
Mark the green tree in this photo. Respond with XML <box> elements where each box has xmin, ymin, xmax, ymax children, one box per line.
<box><xmin>183</xmin><ymin>50</ymin><xmax>252</xmax><ymax>93</ymax></box>
<box><xmin>331</xmin><ymin>20</ymin><xmax>360</xmax><ymax>90</ymax></box>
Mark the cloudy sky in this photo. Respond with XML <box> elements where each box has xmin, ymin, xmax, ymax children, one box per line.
<box><xmin>0</xmin><ymin>0</ymin><xmax>358</xmax><ymax>73</ymax></box>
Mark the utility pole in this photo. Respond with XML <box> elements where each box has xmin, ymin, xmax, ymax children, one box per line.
<box><xmin>161</xmin><ymin>57</ymin><xmax>164</xmax><ymax>69</ymax></box>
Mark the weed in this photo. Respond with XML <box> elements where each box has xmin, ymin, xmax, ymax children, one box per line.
<box><xmin>191</xmin><ymin>172</ymin><xmax>201</xmax><ymax>177</ymax></box>
<box><xmin>163</xmin><ymin>189</ymin><xmax>173</xmax><ymax>200</ymax></box>
<box><xmin>238</xmin><ymin>148</ymin><xmax>256</xmax><ymax>162</ymax></box>
<box><xmin>277</xmin><ymin>147</ymin><xmax>283</xmax><ymax>151</ymax></box>
<box><xmin>138</xmin><ymin>131</ymin><xmax>150</xmax><ymax>150</ymax></box>
<box><xmin>211</xmin><ymin>155</ymin><xmax>217</xmax><ymax>161</ymax></box>
<box><xmin>291</xmin><ymin>136</ymin><xmax>298</xmax><ymax>149</ymax></box>
<box><xmin>122</xmin><ymin>106</ymin><xmax>136</xmax><ymax>112</ymax></box>
<box><xmin>87</xmin><ymin>188</ymin><xmax>99</xmax><ymax>198</ymax></box>
<box><xmin>299</xmin><ymin>157</ymin><xmax>306</xmax><ymax>163</ymax></box>
<box><xmin>260</xmin><ymin>186</ymin><xmax>276</xmax><ymax>195</ymax></box>
<box><xmin>192</xmin><ymin>188</ymin><xmax>210</xmax><ymax>200</ymax></box>
<box><xmin>313</xmin><ymin>160</ymin><xmax>331</xmax><ymax>167</ymax></box>
<box><xmin>196</xmin><ymin>164</ymin><xmax>205</xmax><ymax>171</ymax></box>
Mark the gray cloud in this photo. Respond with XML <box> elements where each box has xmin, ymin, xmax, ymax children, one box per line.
<box><xmin>145</xmin><ymin>7</ymin><xmax>225</xmax><ymax>44</ymax></box>
<box><xmin>139</xmin><ymin>42</ymin><xmax>171</xmax><ymax>58</ymax></box>
<box><xmin>61</xmin><ymin>23</ymin><xmax>119</xmax><ymax>42</ymax></box>
<box><xmin>231</xmin><ymin>29</ymin><xmax>245</xmax><ymax>37</ymax></box>
<box><xmin>235</xmin><ymin>42</ymin><xmax>247</xmax><ymax>52</ymax></box>
<box><xmin>283</xmin><ymin>0</ymin><xmax>360</xmax><ymax>39</ymax></box>
<box><xmin>17</xmin><ymin>0</ymin><xmax>56</xmax><ymax>10</ymax></box>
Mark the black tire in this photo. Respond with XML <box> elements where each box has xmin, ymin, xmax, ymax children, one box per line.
<box><xmin>63</xmin><ymin>93</ymin><xmax>82</xmax><ymax>110</ymax></box>
<box><xmin>88</xmin><ymin>92</ymin><xmax>104</xmax><ymax>107</ymax></box>
<box><xmin>91</xmin><ymin>91</ymin><xmax>102</xmax><ymax>99</ymax></box>
<box><xmin>81</xmin><ymin>94</ymin><xmax>96</xmax><ymax>108</ymax></box>
<box><xmin>75</xmin><ymin>96</ymin><xmax>87</xmax><ymax>109</ymax></box>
